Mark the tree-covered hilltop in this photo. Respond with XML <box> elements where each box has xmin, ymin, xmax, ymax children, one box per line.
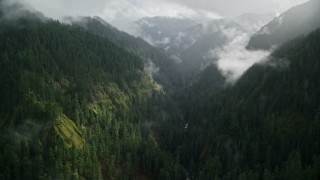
<box><xmin>176</xmin><ymin>29</ymin><xmax>320</xmax><ymax>179</ymax></box>
<box><xmin>0</xmin><ymin>14</ymin><xmax>186</xmax><ymax>179</ymax></box>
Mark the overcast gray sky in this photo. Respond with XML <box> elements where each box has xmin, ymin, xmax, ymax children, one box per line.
<box><xmin>20</xmin><ymin>0</ymin><xmax>308</xmax><ymax>31</ymax></box>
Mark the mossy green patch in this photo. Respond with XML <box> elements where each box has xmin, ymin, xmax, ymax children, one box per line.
<box><xmin>54</xmin><ymin>114</ymin><xmax>84</xmax><ymax>148</ymax></box>
<box><xmin>89</xmin><ymin>99</ymin><xmax>114</xmax><ymax>116</ymax></box>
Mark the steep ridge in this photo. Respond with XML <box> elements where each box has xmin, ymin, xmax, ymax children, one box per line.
<box><xmin>247</xmin><ymin>0</ymin><xmax>320</xmax><ymax>50</ymax></box>
<box><xmin>166</xmin><ymin>13</ymin><xmax>273</xmax><ymax>56</ymax></box>
<box><xmin>177</xmin><ymin>28</ymin><xmax>320</xmax><ymax>179</ymax></box>
<box><xmin>0</xmin><ymin>12</ymin><xmax>186</xmax><ymax>179</ymax></box>
<box><xmin>1</xmin><ymin>1</ymin><xmax>320</xmax><ymax>180</ymax></box>
<box><xmin>161</xmin><ymin>13</ymin><xmax>274</xmax><ymax>76</ymax></box>
<box><xmin>177</xmin><ymin>19</ymin><xmax>245</xmax><ymax>75</ymax></box>
<box><xmin>66</xmin><ymin>16</ymin><xmax>185</xmax><ymax>93</ymax></box>
<box><xmin>135</xmin><ymin>16</ymin><xmax>197</xmax><ymax>46</ymax></box>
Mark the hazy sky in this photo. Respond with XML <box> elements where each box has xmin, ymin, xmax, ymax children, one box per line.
<box><xmin>19</xmin><ymin>0</ymin><xmax>308</xmax><ymax>31</ymax></box>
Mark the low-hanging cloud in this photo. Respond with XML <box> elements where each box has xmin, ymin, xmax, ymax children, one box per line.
<box><xmin>144</xmin><ymin>60</ymin><xmax>163</xmax><ymax>90</ymax></box>
<box><xmin>99</xmin><ymin>0</ymin><xmax>220</xmax><ymax>33</ymax></box>
<box><xmin>6</xmin><ymin>0</ymin><xmax>309</xmax><ymax>34</ymax></box>
<box><xmin>0</xmin><ymin>0</ymin><xmax>34</xmax><ymax>19</ymax></box>
<box><xmin>13</xmin><ymin>0</ymin><xmax>220</xmax><ymax>33</ymax></box>
<box><xmin>168</xmin><ymin>0</ymin><xmax>309</xmax><ymax>17</ymax></box>
<box><xmin>208</xmin><ymin>28</ymin><xmax>270</xmax><ymax>83</ymax></box>
<box><xmin>1</xmin><ymin>0</ymin><xmax>307</xmax><ymax>83</ymax></box>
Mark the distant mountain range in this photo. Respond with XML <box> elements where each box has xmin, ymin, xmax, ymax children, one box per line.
<box><xmin>135</xmin><ymin>13</ymin><xmax>274</xmax><ymax>75</ymax></box>
<box><xmin>2</xmin><ymin>0</ymin><xmax>320</xmax><ymax>179</ymax></box>
<box><xmin>134</xmin><ymin>16</ymin><xmax>197</xmax><ymax>46</ymax></box>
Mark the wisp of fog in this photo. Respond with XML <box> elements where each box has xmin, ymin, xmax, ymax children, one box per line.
<box><xmin>208</xmin><ymin>27</ymin><xmax>270</xmax><ymax>83</ymax></box>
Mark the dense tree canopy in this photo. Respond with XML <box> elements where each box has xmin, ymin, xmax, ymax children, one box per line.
<box><xmin>176</xmin><ymin>29</ymin><xmax>320</xmax><ymax>179</ymax></box>
<box><xmin>1</xmin><ymin>8</ymin><xmax>320</xmax><ymax>180</ymax></box>
<box><xmin>0</xmin><ymin>16</ymin><xmax>185</xmax><ymax>179</ymax></box>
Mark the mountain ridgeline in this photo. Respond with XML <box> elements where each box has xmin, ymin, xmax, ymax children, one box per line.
<box><xmin>1</xmin><ymin>0</ymin><xmax>320</xmax><ymax>179</ymax></box>
<box><xmin>247</xmin><ymin>0</ymin><xmax>320</xmax><ymax>50</ymax></box>
<box><xmin>0</xmin><ymin>11</ymin><xmax>186</xmax><ymax>179</ymax></box>
<box><xmin>135</xmin><ymin>13</ymin><xmax>274</xmax><ymax>76</ymax></box>
<box><xmin>135</xmin><ymin>16</ymin><xmax>198</xmax><ymax>47</ymax></box>
<box><xmin>66</xmin><ymin>16</ymin><xmax>185</xmax><ymax>93</ymax></box>
<box><xmin>178</xmin><ymin>29</ymin><xmax>320</xmax><ymax>179</ymax></box>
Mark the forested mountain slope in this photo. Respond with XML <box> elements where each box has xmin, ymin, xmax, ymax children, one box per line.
<box><xmin>177</xmin><ymin>28</ymin><xmax>320</xmax><ymax>179</ymax></box>
<box><xmin>247</xmin><ymin>0</ymin><xmax>320</xmax><ymax>50</ymax></box>
<box><xmin>67</xmin><ymin>16</ymin><xmax>185</xmax><ymax>92</ymax></box>
<box><xmin>0</xmin><ymin>13</ymin><xmax>186</xmax><ymax>179</ymax></box>
<box><xmin>1</xmin><ymin>1</ymin><xmax>320</xmax><ymax>180</ymax></box>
